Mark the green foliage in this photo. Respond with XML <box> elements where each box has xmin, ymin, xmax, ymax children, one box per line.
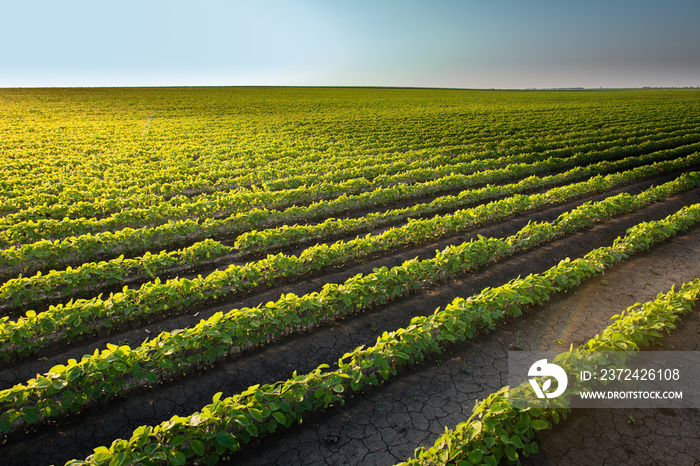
<box><xmin>399</xmin><ymin>278</ymin><xmax>700</xmax><ymax>465</ymax></box>
<box><xmin>2</xmin><ymin>174</ymin><xmax>700</xmax><ymax>440</ymax></box>
<box><xmin>57</xmin><ymin>202</ymin><xmax>700</xmax><ymax>465</ymax></box>
<box><xmin>3</xmin><ymin>160</ymin><xmax>699</xmax><ymax>364</ymax></box>
<box><xmin>2</xmin><ymin>88</ymin><xmax>699</xmax><ymax>465</ymax></box>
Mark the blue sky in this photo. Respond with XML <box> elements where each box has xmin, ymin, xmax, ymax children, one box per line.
<box><xmin>2</xmin><ymin>0</ymin><xmax>699</xmax><ymax>88</ymax></box>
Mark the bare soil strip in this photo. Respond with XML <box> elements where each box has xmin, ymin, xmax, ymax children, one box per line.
<box><xmin>2</xmin><ymin>169</ymin><xmax>696</xmax><ymax>384</ymax></box>
<box><xmin>0</xmin><ymin>171</ymin><xmax>693</xmax><ymax>382</ymax></box>
<box><xmin>1</xmin><ymin>182</ymin><xmax>698</xmax><ymax>465</ymax></box>
<box><xmin>226</xmin><ymin>223</ymin><xmax>700</xmax><ymax>466</ymax></box>
<box><xmin>520</xmin><ymin>309</ymin><xmax>700</xmax><ymax>466</ymax></box>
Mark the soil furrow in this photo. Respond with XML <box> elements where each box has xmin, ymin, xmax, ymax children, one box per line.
<box><xmin>521</xmin><ymin>300</ymin><xmax>700</xmax><ymax>465</ymax></box>
<box><xmin>2</xmin><ymin>171</ymin><xmax>696</xmax><ymax>384</ymax></box>
<box><xmin>225</xmin><ymin>223</ymin><xmax>700</xmax><ymax>466</ymax></box>
<box><xmin>6</xmin><ymin>160</ymin><xmax>696</xmax><ymax>320</ymax></box>
<box><xmin>1</xmin><ymin>187</ymin><xmax>698</xmax><ymax>465</ymax></box>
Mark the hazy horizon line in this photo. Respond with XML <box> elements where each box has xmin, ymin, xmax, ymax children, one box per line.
<box><xmin>2</xmin><ymin>84</ymin><xmax>698</xmax><ymax>91</ymax></box>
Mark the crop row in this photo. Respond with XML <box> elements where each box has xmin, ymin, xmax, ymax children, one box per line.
<box><xmin>0</xmin><ymin>94</ymin><xmax>588</xmax><ymax>201</ymax></box>
<box><xmin>1</xmin><ymin>175</ymin><xmax>698</xmax><ymax>435</ymax></box>
<box><xmin>0</xmin><ymin>239</ymin><xmax>231</xmax><ymax>312</ymax></box>
<box><xmin>4</xmin><ymin>131</ymin><xmax>697</xmax><ymax>248</ymax></box>
<box><xmin>2</xmin><ymin>159</ymin><xmax>697</xmax><ymax>362</ymax></box>
<box><xmin>0</xmin><ymin>148</ymin><xmax>456</xmax><ymax>234</ymax></box>
<box><xmin>3</xmin><ymin>137</ymin><xmax>700</xmax><ymax>282</ymax></box>
<box><xmin>3</xmin><ymin>142</ymin><xmax>698</xmax><ymax>312</ymax></box>
<box><xmin>400</xmin><ymin>279</ymin><xmax>700</xmax><ymax>465</ymax></box>
<box><xmin>2</xmin><ymin>97</ymin><xmax>687</xmax><ymax>212</ymax></box>
<box><xmin>0</xmin><ymin>115</ymin><xmax>623</xmax><ymax>212</ymax></box>
<box><xmin>3</xmin><ymin>123</ymin><xmax>685</xmax><ymax>225</ymax></box>
<box><xmin>0</xmin><ymin>145</ymin><xmax>419</xmax><ymax>219</ymax></box>
<box><xmin>60</xmin><ymin>202</ymin><xmax>700</xmax><ymax>466</ymax></box>
<box><xmin>232</xmin><ymin>146</ymin><xmax>698</xmax><ymax>254</ymax></box>
<box><xmin>5</xmin><ymin>92</ymin><xmax>694</xmax><ymax>206</ymax></box>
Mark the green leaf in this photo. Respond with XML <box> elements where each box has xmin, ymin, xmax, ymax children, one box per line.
<box><xmin>168</xmin><ymin>451</ymin><xmax>186</xmax><ymax>465</ymax></box>
<box><xmin>467</xmin><ymin>448</ymin><xmax>483</xmax><ymax>463</ymax></box>
<box><xmin>91</xmin><ymin>448</ymin><xmax>113</xmax><ymax>463</ymax></box>
<box><xmin>0</xmin><ymin>419</ymin><xmax>12</xmax><ymax>432</ymax></box>
<box><xmin>190</xmin><ymin>439</ymin><xmax>205</xmax><ymax>456</ymax></box>
<box><xmin>248</xmin><ymin>407</ymin><xmax>264</xmax><ymax>422</ymax></box>
<box><xmin>49</xmin><ymin>364</ymin><xmax>66</xmax><ymax>374</ymax></box>
<box><xmin>216</xmin><ymin>431</ymin><xmax>237</xmax><ymax>449</ymax></box>
<box><xmin>130</xmin><ymin>364</ymin><xmax>143</xmax><ymax>379</ymax></box>
<box><xmin>67</xmin><ymin>366</ymin><xmax>84</xmax><ymax>381</ymax></box>
<box><xmin>189</xmin><ymin>414</ymin><xmax>202</xmax><ymax>427</ymax></box>
<box><xmin>34</xmin><ymin>378</ymin><xmax>52</xmax><ymax>389</ymax></box>
<box><xmin>272</xmin><ymin>412</ymin><xmax>286</xmax><ymax>425</ymax></box>
<box><xmin>530</xmin><ymin>419</ymin><xmax>549</xmax><ymax>430</ymax></box>
<box><xmin>468</xmin><ymin>421</ymin><xmax>482</xmax><ymax>441</ymax></box>
<box><xmin>489</xmin><ymin>401</ymin><xmax>507</xmax><ymax>415</ymax></box>
<box><xmin>505</xmin><ymin>445</ymin><xmax>518</xmax><ymax>461</ymax></box>
<box><xmin>109</xmin><ymin>452</ymin><xmax>129</xmax><ymax>466</ymax></box>
<box><xmin>22</xmin><ymin>408</ymin><xmax>39</xmax><ymax>424</ymax></box>
<box><xmin>510</xmin><ymin>435</ymin><xmax>524</xmax><ymax>449</ymax></box>
<box><xmin>245</xmin><ymin>423</ymin><xmax>258</xmax><ymax>437</ymax></box>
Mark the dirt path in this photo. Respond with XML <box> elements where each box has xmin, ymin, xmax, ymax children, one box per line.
<box><xmin>0</xmin><ymin>181</ymin><xmax>698</xmax><ymax>465</ymax></box>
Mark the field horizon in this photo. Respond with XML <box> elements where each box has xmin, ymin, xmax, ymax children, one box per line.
<box><xmin>1</xmin><ymin>86</ymin><xmax>699</xmax><ymax>465</ymax></box>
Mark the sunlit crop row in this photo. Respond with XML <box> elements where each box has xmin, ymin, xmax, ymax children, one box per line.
<box><xmin>1</xmin><ymin>87</ymin><xmax>699</xmax><ymax>466</ymax></box>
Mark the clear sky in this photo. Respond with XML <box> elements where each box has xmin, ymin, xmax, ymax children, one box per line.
<box><xmin>2</xmin><ymin>0</ymin><xmax>699</xmax><ymax>89</ymax></box>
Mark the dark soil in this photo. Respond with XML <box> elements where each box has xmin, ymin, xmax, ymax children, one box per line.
<box><xmin>0</xmin><ymin>175</ymin><xmax>699</xmax><ymax>466</ymax></box>
<box><xmin>2</xmin><ymin>168</ymin><xmax>694</xmax><ymax>374</ymax></box>
<box><xmin>227</xmin><ymin>219</ymin><xmax>700</xmax><ymax>466</ymax></box>
<box><xmin>4</xmin><ymin>142</ymin><xmax>692</xmax><ymax>317</ymax></box>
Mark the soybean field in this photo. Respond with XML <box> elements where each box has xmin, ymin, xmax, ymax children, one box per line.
<box><xmin>1</xmin><ymin>87</ymin><xmax>700</xmax><ymax>465</ymax></box>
